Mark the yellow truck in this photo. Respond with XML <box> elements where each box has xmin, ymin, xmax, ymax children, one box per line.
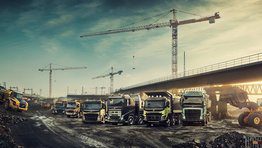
<box><xmin>143</xmin><ymin>91</ymin><xmax>181</xmax><ymax>127</ymax></box>
<box><xmin>65</xmin><ymin>101</ymin><xmax>81</xmax><ymax>118</ymax></box>
<box><xmin>81</xmin><ymin>100</ymin><xmax>106</xmax><ymax>123</ymax></box>
<box><xmin>0</xmin><ymin>89</ymin><xmax>28</xmax><ymax>111</ymax></box>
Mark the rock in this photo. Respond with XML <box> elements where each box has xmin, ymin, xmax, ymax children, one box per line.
<box><xmin>212</xmin><ymin>132</ymin><xmax>246</xmax><ymax>148</ymax></box>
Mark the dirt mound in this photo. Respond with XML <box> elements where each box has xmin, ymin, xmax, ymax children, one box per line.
<box><xmin>211</xmin><ymin>132</ymin><xmax>245</xmax><ymax>148</ymax></box>
<box><xmin>172</xmin><ymin>132</ymin><xmax>246</xmax><ymax>148</ymax></box>
<box><xmin>0</xmin><ymin>107</ymin><xmax>26</xmax><ymax>148</ymax></box>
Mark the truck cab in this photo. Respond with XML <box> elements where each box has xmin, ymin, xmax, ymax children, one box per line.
<box><xmin>143</xmin><ymin>91</ymin><xmax>181</xmax><ymax>127</ymax></box>
<box><xmin>180</xmin><ymin>91</ymin><xmax>210</xmax><ymax>126</ymax></box>
<box><xmin>106</xmin><ymin>94</ymin><xmax>143</xmax><ymax>125</ymax></box>
<box><xmin>81</xmin><ymin>100</ymin><xmax>106</xmax><ymax>123</ymax></box>
<box><xmin>52</xmin><ymin>101</ymin><xmax>66</xmax><ymax>114</ymax></box>
<box><xmin>65</xmin><ymin>101</ymin><xmax>81</xmax><ymax>118</ymax></box>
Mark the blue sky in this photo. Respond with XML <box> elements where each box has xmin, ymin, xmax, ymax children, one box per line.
<box><xmin>0</xmin><ymin>0</ymin><xmax>262</xmax><ymax>97</ymax></box>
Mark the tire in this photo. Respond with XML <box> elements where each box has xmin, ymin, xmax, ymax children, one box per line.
<box><xmin>137</xmin><ymin>116</ymin><xmax>144</xmax><ymax>125</ymax></box>
<box><xmin>247</xmin><ymin>112</ymin><xmax>262</xmax><ymax>128</ymax></box>
<box><xmin>238</xmin><ymin>112</ymin><xmax>250</xmax><ymax>126</ymax></box>
<box><xmin>201</xmin><ymin>121</ymin><xmax>205</xmax><ymax>126</ymax></box>
<box><xmin>128</xmin><ymin>116</ymin><xmax>135</xmax><ymax>125</ymax></box>
<box><xmin>112</xmin><ymin>123</ymin><xmax>118</xmax><ymax>125</ymax></box>
<box><xmin>67</xmin><ymin>115</ymin><xmax>71</xmax><ymax>118</ymax></box>
<box><xmin>164</xmin><ymin>118</ymin><xmax>171</xmax><ymax>127</ymax></box>
<box><xmin>174</xmin><ymin>115</ymin><xmax>180</xmax><ymax>125</ymax></box>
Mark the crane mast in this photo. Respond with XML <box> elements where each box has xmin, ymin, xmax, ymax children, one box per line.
<box><xmin>93</xmin><ymin>66</ymin><xmax>123</xmax><ymax>94</ymax></box>
<box><xmin>80</xmin><ymin>9</ymin><xmax>220</xmax><ymax>75</ymax></box>
<box><xmin>39</xmin><ymin>63</ymin><xmax>87</xmax><ymax>98</ymax></box>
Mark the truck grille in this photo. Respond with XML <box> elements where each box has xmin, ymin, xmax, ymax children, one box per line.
<box><xmin>146</xmin><ymin>113</ymin><xmax>161</xmax><ymax>121</ymax></box>
<box><xmin>56</xmin><ymin>110</ymin><xmax>64</xmax><ymax>114</ymax></box>
<box><xmin>67</xmin><ymin>110</ymin><xmax>74</xmax><ymax>113</ymax></box>
<box><xmin>110</xmin><ymin>115</ymin><xmax>120</xmax><ymax>121</ymax></box>
<box><xmin>185</xmin><ymin>109</ymin><xmax>201</xmax><ymax>121</ymax></box>
<box><xmin>84</xmin><ymin>114</ymin><xmax>98</xmax><ymax>121</ymax></box>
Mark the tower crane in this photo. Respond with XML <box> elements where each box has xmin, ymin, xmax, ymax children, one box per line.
<box><xmin>92</xmin><ymin>67</ymin><xmax>123</xmax><ymax>94</ymax></box>
<box><xmin>39</xmin><ymin>63</ymin><xmax>87</xmax><ymax>98</ymax></box>
<box><xmin>80</xmin><ymin>9</ymin><xmax>220</xmax><ymax>75</ymax></box>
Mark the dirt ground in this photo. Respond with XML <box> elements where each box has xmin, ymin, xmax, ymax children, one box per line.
<box><xmin>8</xmin><ymin>108</ymin><xmax>261</xmax><ymax>148</ymax></box>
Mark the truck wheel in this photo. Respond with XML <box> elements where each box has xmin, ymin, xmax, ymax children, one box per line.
<box><xmin>67</xmin><ymin>115</ymin><xmax>70</xmax><ymax>118</ymax></box>
<box><xmin>247</xmin><ymin>112</ymin><xmax>262</xmax><ymax>128</ymax></box>
<box><xmin>164</xmin><ymin>118</ymin><xmax>171</xmax><ymax>127</ymax></box>
<box><xmin>128</xmin><ymin>116</ymin><xmax>135</xmax><ymax>125</ymax></box>
<box><xmin>138</xmin><ymin>116</ymin><xmax>144</xmax><ymax>125</ymax></box>
<box><xmin>112</xmin><ymin>123</ymin><xmax>118</xmax><ymax>125</ymax></box>
<box><xmin>146</xmin><ymin>123</ymin><xmax>151</xmax><ymax>127</ymax></box>
<box><xmin>238</xmin><ymin>112</ymin><xmax>250</xmax><ymax>126</ymax></box>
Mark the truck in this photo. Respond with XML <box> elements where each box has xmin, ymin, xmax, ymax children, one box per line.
<box><xmin>52</xmin><ymin>101</ymin><xmax>66</xmax><ymax>114</ymax></box>
<box><xmin>106</xmin><ymin>94</ymin><xmax>144</xmax><ymax>125</ymax></box>
<box><xmin>0</xmin><ymin>89</ymin><xmax>28</xmax><ymax>112</ymax></box>
<box><xmin>180</xmin><ymin>91</ymin><xmax>211</xmax><ymax>126</ymax></box>
<box><xmin>65</xmin><ymin>101</ymin><xmax>81</xmax><ymax>118</ymax></box>
<box><xmin>143</xmin><ymin>91</ymin><xmax>181</xmax><ymax>127</ymax></box>
<box><xmin>81</xmin><ymin>100</ymin><xmax>106</xmax><ymax>123</ymax></box>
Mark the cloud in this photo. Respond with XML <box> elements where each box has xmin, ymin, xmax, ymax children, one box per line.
<box><xmin>46</xmin><ymin>14</ymin><xmax>73</xmax><ymax>27</ymax></box>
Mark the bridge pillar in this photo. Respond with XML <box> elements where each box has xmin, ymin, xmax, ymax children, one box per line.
<box><xmin>209</xmin><ymin>94</ymin><xmax>218</xmax><ymax>119</ymax></box>
<box><xmin>217</xmin><ymin>100</ymin><xmax>228</xmax><ymax>119</ymax></box>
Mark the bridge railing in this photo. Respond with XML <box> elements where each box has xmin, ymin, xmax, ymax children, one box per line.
<box><xmin>119</xmin><ymin>52</ymin><xmax>262</xmax><ymax>91</ymax></box>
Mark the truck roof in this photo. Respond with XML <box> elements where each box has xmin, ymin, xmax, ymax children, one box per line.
<box><xmin>182</xmin><ymin>91</ymin><xmax>204</xmax><ymax>97</ymax></box>
<box><xmin>144</xmin><ymin>91</ymin><xmax>173</xmax><ymax>98</ymax></box>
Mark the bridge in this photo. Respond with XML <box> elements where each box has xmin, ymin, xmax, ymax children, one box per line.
<box><xmin>117</xmin><ymin>52</ymin><xmax>262</xmax><ymax>94</ymax></box>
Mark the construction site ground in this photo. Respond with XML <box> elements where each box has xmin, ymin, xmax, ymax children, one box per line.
<box><xmin>2</xmin><ymin>105</ymin><xmax>259</xmax><ymax>148</ymax></box>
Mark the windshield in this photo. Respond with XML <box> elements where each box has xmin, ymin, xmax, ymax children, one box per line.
<box><xmin>108</xmin><ymin>98</ymin><xmax>125</xmax><ymax>106</ymax></box>
<box><xmin>55</xmin><ymin>103</ymin><xmax>64</xmax><ymax>108</ymax></box>
<box><xmin>144</xmin><ymin>100</ymin><xmax>165</xmax><ymax>108</ymax></box>
<box><xmin>67</xmin><ymin>102</ymin><xmax>76</xmax><ymax>109</ymax></box>
<box><xmin>182</xmin><ymin>97</ymin><xmax>203</xmax><ymax>104</ymax></box>
<box><xmin>82</xmin><ymin>102</ymin><xmax>101</xmax><ymax>110</ymax></box>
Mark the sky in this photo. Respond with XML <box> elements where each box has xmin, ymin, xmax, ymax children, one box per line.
<box><xmin>0</xmin><ymin>0</ymin><xmax>262</xmax><ymax>97</ymax></box>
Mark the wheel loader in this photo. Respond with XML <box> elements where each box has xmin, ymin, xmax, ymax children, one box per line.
<box><xmin>238</xmin><ymin>100</ymin><xmax>262</xmax><ymax>128</ymax></box>
<box><xmin>0</xmin><ymin>89</ymin><xmax>28</xmax><ymax>111</ymax></box>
